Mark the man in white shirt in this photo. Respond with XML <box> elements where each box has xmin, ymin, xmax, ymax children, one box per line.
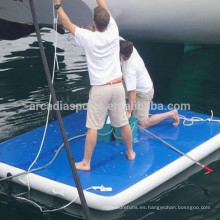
<box><xmin>120</xmin><ymin>39</ymin><xmax>180</xmax><ymax>127</ymax></box>
<box><xmin>53</xmin><ymin>0</ymin><xmax>135</xmax><ymax>170</ymax></box>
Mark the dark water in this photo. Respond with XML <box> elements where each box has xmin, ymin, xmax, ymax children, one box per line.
<box><xmin>0</xmin><ymin>29</ymin><xmax>220</xmax><ymax>219</ymax></box>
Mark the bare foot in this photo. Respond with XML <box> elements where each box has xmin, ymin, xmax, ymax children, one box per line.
<box><xmin>126</xmin><ymin>151</ymin><xmax>136</xmax><ymax>160</ymax></box>
<box><xmin>172</xmin><ymin>109</ymin><xmax>180</xmax><ymax>126</ymax></box>
<box><xmin>75</xmin><ymin>161</ymin><xmax>91</xmax><ymax>171</ymax></box>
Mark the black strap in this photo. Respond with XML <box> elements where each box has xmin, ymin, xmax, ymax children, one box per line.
<box><xmin>55</xmin><ymin>4</ymin><xmax>61</xmax><ymax>10</ymax></box>
<box><xmin>28</xmin><ymin>1</ymin><xmax>92</xmax><ymax>219</ymax></box>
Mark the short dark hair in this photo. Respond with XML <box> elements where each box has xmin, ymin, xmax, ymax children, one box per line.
<box><xmin>120</xmin><ymin>40</ymin><xmax>134</xmax><ymax>57</ymax></box>
<box><xmin>93</xmin><ymin>6</ymin><xmax>110</xmax><ymax>31</ymax></box>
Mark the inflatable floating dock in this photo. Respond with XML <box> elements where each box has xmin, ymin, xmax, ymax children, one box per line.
<box><xmin>0</xmin><ymin>108</ymin><xmax>220</xmax><ymax>211</ymax></box>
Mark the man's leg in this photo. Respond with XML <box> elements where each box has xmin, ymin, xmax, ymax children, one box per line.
<box><xmin>139</xmin><ymin>109</ymin><xmax>180</xmax><ymax>128</ymax></box>
<box><xmin>110</xmin><ymin>83</ymin><xmax>135</xmax><ymax>160</ymax></box>
<box><xmin>75</xmin><ymin>128</ymin><xmax>97</xmax><ymax>171</ymax></box>
<box><xmin>75</xmin><ymin>86</ymin><xmax>109</xmax><ymax>171</ymax></box>
<box><xmin>120</xmin><ymin>124</ymin><xmax>136</xmax><ymax>160</ymax></box>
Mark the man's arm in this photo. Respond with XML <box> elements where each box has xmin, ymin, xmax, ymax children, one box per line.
<box><xmin>96</xmin><ymin>0</ymin><xmax>111</xmax><ymax>16</ymax></box>
<box><xmin>127</xmin><ymin>90</ymin><xmax>136</xmax><ymax>119</ymax></box>
<box><xmin>53</xmin><ymin>0</ymin><xmax>77</xmax><ymax>35</ymax></box>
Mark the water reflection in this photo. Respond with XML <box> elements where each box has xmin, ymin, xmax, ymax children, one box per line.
<box><xmin>0</xmin><ymin>28</ymin><xmax>89</xmax><ymax>142</ymax></box>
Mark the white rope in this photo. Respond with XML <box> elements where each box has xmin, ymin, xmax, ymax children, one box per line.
<box><xmin>4</xmin><ymin>133</ymin><xmax>113</xmax><ymax>213</ymax></box>
<box><xmin>15</xmin><ymin>186</ymin><xmax>111</xmax><ymax>213</ymax></box>
<box><xmin>113</xmin><ymin>121</ymin><xmax>137</xmax><ymax>140</ymax></box>
<box><xmin>179</xmin><ymin>110</ymin><xmax>220</xmax><ymax>126</ymax></box>
<box><xmin>16</xmin><ymin>190</ymin><xmax>81</xmax><ymax>213</ymax></box>
<box><xmin>15</xmin><ymin>3</ymin><xmax>60</xmax><ymax>197</ymax></box>
<box><xmin>98</xmin><ymin>128</ymin><xmax>113</xmax><ymax>136</ymax></box>
<box><xmin>27</xmin><ymin>11</ymin><xmax>59</xmax><ymax>192</ymax></box>
<box><xmin>0</xmin><ymin>134</ymin><xmax>86</xmax><ymax>183</ymax></box>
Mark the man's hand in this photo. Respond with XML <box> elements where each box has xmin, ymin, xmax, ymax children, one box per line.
<box><xmin>127</xmin><ymin>90</ymin><xmax>136</xmax><ymax>119</ymax></box>
<box><xmin>53</xmin><ymin>0</ymin><xmax>61</xmax><ymax>5</ymax></box>
<box><xmin>96</xmin><ymin>0</ymin><xmax>111</xmax><ymax>15</ymax></box>
<box><xmin>127</xmin><ymin>111</ymin><xmax>132</xmax><ymax>120</ymax></box>
<box><xmin>53</xmin><ymin>0</ymin><xmax>77</xmax><ymax>36</ymax></box>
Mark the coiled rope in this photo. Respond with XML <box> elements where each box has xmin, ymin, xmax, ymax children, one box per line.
<box><xmin>179</xmin><ymin>110</ymin><xmax>220</xmax><ymax>126</ymax></box>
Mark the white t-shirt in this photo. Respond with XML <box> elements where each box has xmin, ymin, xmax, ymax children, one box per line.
<box><xmin>75</xmin><ymin>17</ymin><xmax>122</xmax><ymax>85</ymax></box>
<box><xmin>121</xmin><ymin>47</ymin><xmax>153</xmax><ymax>93</ymax></box>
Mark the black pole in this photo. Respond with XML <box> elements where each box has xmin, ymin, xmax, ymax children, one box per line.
<box><xmin>28</xmin><ymin>1</ymin><xmax>92</xmax><ymax>219</ymax></box>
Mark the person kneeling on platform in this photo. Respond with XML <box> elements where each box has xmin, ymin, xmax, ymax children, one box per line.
<box><xmin>120</xmin><ymin>39</ymin><xmax>180</xmax><ymax>127</ymax></box>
